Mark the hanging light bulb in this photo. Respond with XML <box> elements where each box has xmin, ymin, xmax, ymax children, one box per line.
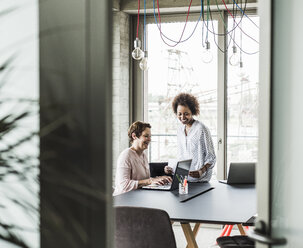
<box><xmin>229</xmin><ymin>45</ymin><xmax>240</xmax><ymax>66</ymax></box>
<box><xmin>237</xmin><ymin>61</ymin><xmax>249</xmax><ymax>80</ymax></box>
<box><xmin>139</xmin><ymin>51</ymin><xmax>149</xmax><ymax>71</ymax></box>
<box><xmin>132</xmin><ymin>38</ymin><xmax>144</xmax><ymax>60</ymax></box>
<box><xmin>237</xmin><ymin>30</ymin><xmax>248</xmax><ymax>79</ymax></box>
<box><xmin>202</xmin><ymin>41</ymin><xmax>213</xmax><ymax>64</ymax></box>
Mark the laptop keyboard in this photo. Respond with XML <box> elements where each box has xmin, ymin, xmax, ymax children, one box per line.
<box><xmin>143</xmin><ymin>183</ymin><xmax>172</xmax><ymax>189</ymax></box>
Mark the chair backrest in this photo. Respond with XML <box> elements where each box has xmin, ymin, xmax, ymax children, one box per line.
<box><xmin>227</xmin><ymin>162</ymin><xmax>256</xmax><ymax>184</ymax></box>
<box><xmin>149</xmin><ymin>162</ymin><xmax>168</xmax><ymax>177</ymax></box>
<box><xmin>115</xmin><ymin>206</ymin><xmax>176</xmax><ymax>248</ymax></box>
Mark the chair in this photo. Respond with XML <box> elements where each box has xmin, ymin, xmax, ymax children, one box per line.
<box><xmin>149</xmin><ymin>162</ymin><xmax>168</xmax><ymax>177</ymax></box>
<box><xmin>115</xmin><ymin>206</ymin><xmax>177</xmax><ymax>248</ymax></box>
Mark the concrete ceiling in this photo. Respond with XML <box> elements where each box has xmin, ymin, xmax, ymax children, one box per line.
<box><xmin>117</xmin><ymin>0</ymin><xmax>258</xmax><ymax>14</ymax></box>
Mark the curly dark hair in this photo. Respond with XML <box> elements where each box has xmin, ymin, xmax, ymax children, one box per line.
<box><xmin>128</xmin><ymin>121</ymin><xmax>151</xmax><ymax>143</ymax></box>
<box><xmin>172</xmin><ymin>93</ymin><xmax>200</xmax><ymax>115</ymax></box>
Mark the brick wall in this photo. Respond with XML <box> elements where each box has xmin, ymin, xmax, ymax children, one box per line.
<box><xmin>112</xmin><ymin>11</ymin><xmax>130</xmax><ymax>180</ymax></box>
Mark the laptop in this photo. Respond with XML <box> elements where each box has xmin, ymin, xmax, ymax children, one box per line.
<box><xmin>219</xmin><ymin>162</ymin><xmax>256</xmax><ymax>184</ymax></box>
<box><xmin>142</xmin><ymin>159</ymin><xmax>192</xmax><ymax>191</ymax></box>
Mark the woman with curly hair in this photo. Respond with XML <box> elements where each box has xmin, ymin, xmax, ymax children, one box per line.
<box><xmin>113</xmin><ymin>121</ymin><xmax>171</xmax><ymax>196</ymax></box>
<box><xmin>164</xmin><ymin>93</ymin><xmax>216</xmax><ymax>182</ymax></box>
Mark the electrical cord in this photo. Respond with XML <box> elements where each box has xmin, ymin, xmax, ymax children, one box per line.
<box><xmin>136</xmin><ymin>0</ymin><xmax>140</xmax><ymax>38</ymax></box>
<box><xmin>152</xmin><ymin>0</ymin><xmax>202</xmax><ymax>46</ymax></box>
<box><xmin>232</xmin><ymin>0</ymin><xmax>259</xmax><ymax>29</ymax></box>
<box><xmin>209</xmin><ymin>4</ymin><xmax>259</xmax><ymax>55</ymax></box>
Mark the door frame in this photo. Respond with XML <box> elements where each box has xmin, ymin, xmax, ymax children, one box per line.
<box><xmin>256</xmin><ymin>0</ymin><xmax>272</xmax><ymax>247</ymax></box>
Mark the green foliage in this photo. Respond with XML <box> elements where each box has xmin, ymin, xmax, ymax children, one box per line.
<box><xmin>0</xmin><ymin>53</ymin><xmax>38</xmax><ymax>247</ymax></box>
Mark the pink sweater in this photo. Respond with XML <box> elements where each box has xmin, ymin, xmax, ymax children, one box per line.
<box><xmin>113</xmin><ymin>148</ymin><xmax>150</xmax><ymax>196</ymax></box>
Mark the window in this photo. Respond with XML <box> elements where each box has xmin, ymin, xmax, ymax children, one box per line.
<box><xmin>146</xmin><ymin>18</ymin><xmax>218</xmax><ymax>175</ymax></box>
<box><xmin>136</xmin><ymin>10</ymin><xmax>259</xmax><ymax>178</ymax></box>
<box><xmin>227</xmin><ymin>16</ymin><xmax>259</xmax><ymax>168</ymax></box>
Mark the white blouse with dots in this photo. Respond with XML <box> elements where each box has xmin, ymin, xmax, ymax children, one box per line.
<box><xmin>177</xmin><ymin>119</ymin><xmax>216</xmax><ymax>182</ymax></box>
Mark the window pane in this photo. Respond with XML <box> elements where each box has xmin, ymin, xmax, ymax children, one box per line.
<box><xmin>0</xmin><ymin>1</ymin><xmax>39</xmax><ymax>247</ymax></box>
<box><xmin>146</xmin><ymin>21</ymin><xmax>218</xmax><ymax>175</ymax></box>
<box><xmin>227</xmin><ymin>16</ymin><xmax>259</xmax><ymax>167</ymax></box>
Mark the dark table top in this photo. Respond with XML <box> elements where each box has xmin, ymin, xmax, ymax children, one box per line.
<box><xmin>114</xmin><ymin>181</ymin><xmax>256</xmax><ymax>225</ymax></box>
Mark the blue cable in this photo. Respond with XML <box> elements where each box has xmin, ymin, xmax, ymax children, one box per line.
<box><xmin>232</xmin><ymin>0</ymin><xmax>259</xmax><ymax>29</ymax></box>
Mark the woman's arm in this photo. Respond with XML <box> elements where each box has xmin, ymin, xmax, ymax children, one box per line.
<box><xmin>164</xmin><ymin>166</ymin><xmax>173</xmax><ymax>174</ymax></box>
<box><xmin>138</xmin><ymin>178</ymin><xmax>152</xmax><ymax>188</ymax></box>
<box><xmin>203</xmin><ymin>126</ymin><xmax>216</xmax><ymax>167</ymax></box>
<box><xmin>114</xmin><ymin>153</ymin><xmax>139</xmax><ymax>194</ymax></box>
<box><xmin>189</xmin><ymin>125</ymin><xmax>216</xmax><ymax>179</ymax></box>
<box><xmin>189</xmin><ymin>163</ymin><xmax>212</xmax><ymax>178</ymax></box>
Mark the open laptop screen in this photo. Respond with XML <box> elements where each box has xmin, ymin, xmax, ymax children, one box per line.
<box><xmin>142</xmin><ymin>159</ymin><xmax>191</xmax><ymax>191</ymax></box>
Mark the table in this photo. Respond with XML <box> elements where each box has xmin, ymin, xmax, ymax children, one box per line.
<box><xmin>114</xmin><ymin>181</ymin><xmax>256</xmax><ymax>248</ymax></box>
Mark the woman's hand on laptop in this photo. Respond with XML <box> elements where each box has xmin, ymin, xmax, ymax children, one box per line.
<box><xmin>164</xmin><ymin>166</ymin><xmax>173</xmax><ymax>175</ymax></box>
<box><xmin>152</xmin><ymin>176</ymin><xmax>172</xmax><ymax>185</ymax></box>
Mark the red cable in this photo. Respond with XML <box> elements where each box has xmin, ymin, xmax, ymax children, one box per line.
<box><xmin>136</xmin><ymin>0</ymin><xmax>140</xmax><ymax>38</ymax></box>
<box><xmin>221</xmin><ymin>0</ymin><xmax>234</xmax><ymax>18</ymax></box>
<box><xmin>156</xmin><ymin>0</ymin><xmax>193</xmax><ymax>47</ymax></box>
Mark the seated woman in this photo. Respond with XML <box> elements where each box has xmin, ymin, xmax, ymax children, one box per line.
<box><xmin>113</xmin><ymin>121</ymin><xmax>172</xmax><ymax>196</ymax></box>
